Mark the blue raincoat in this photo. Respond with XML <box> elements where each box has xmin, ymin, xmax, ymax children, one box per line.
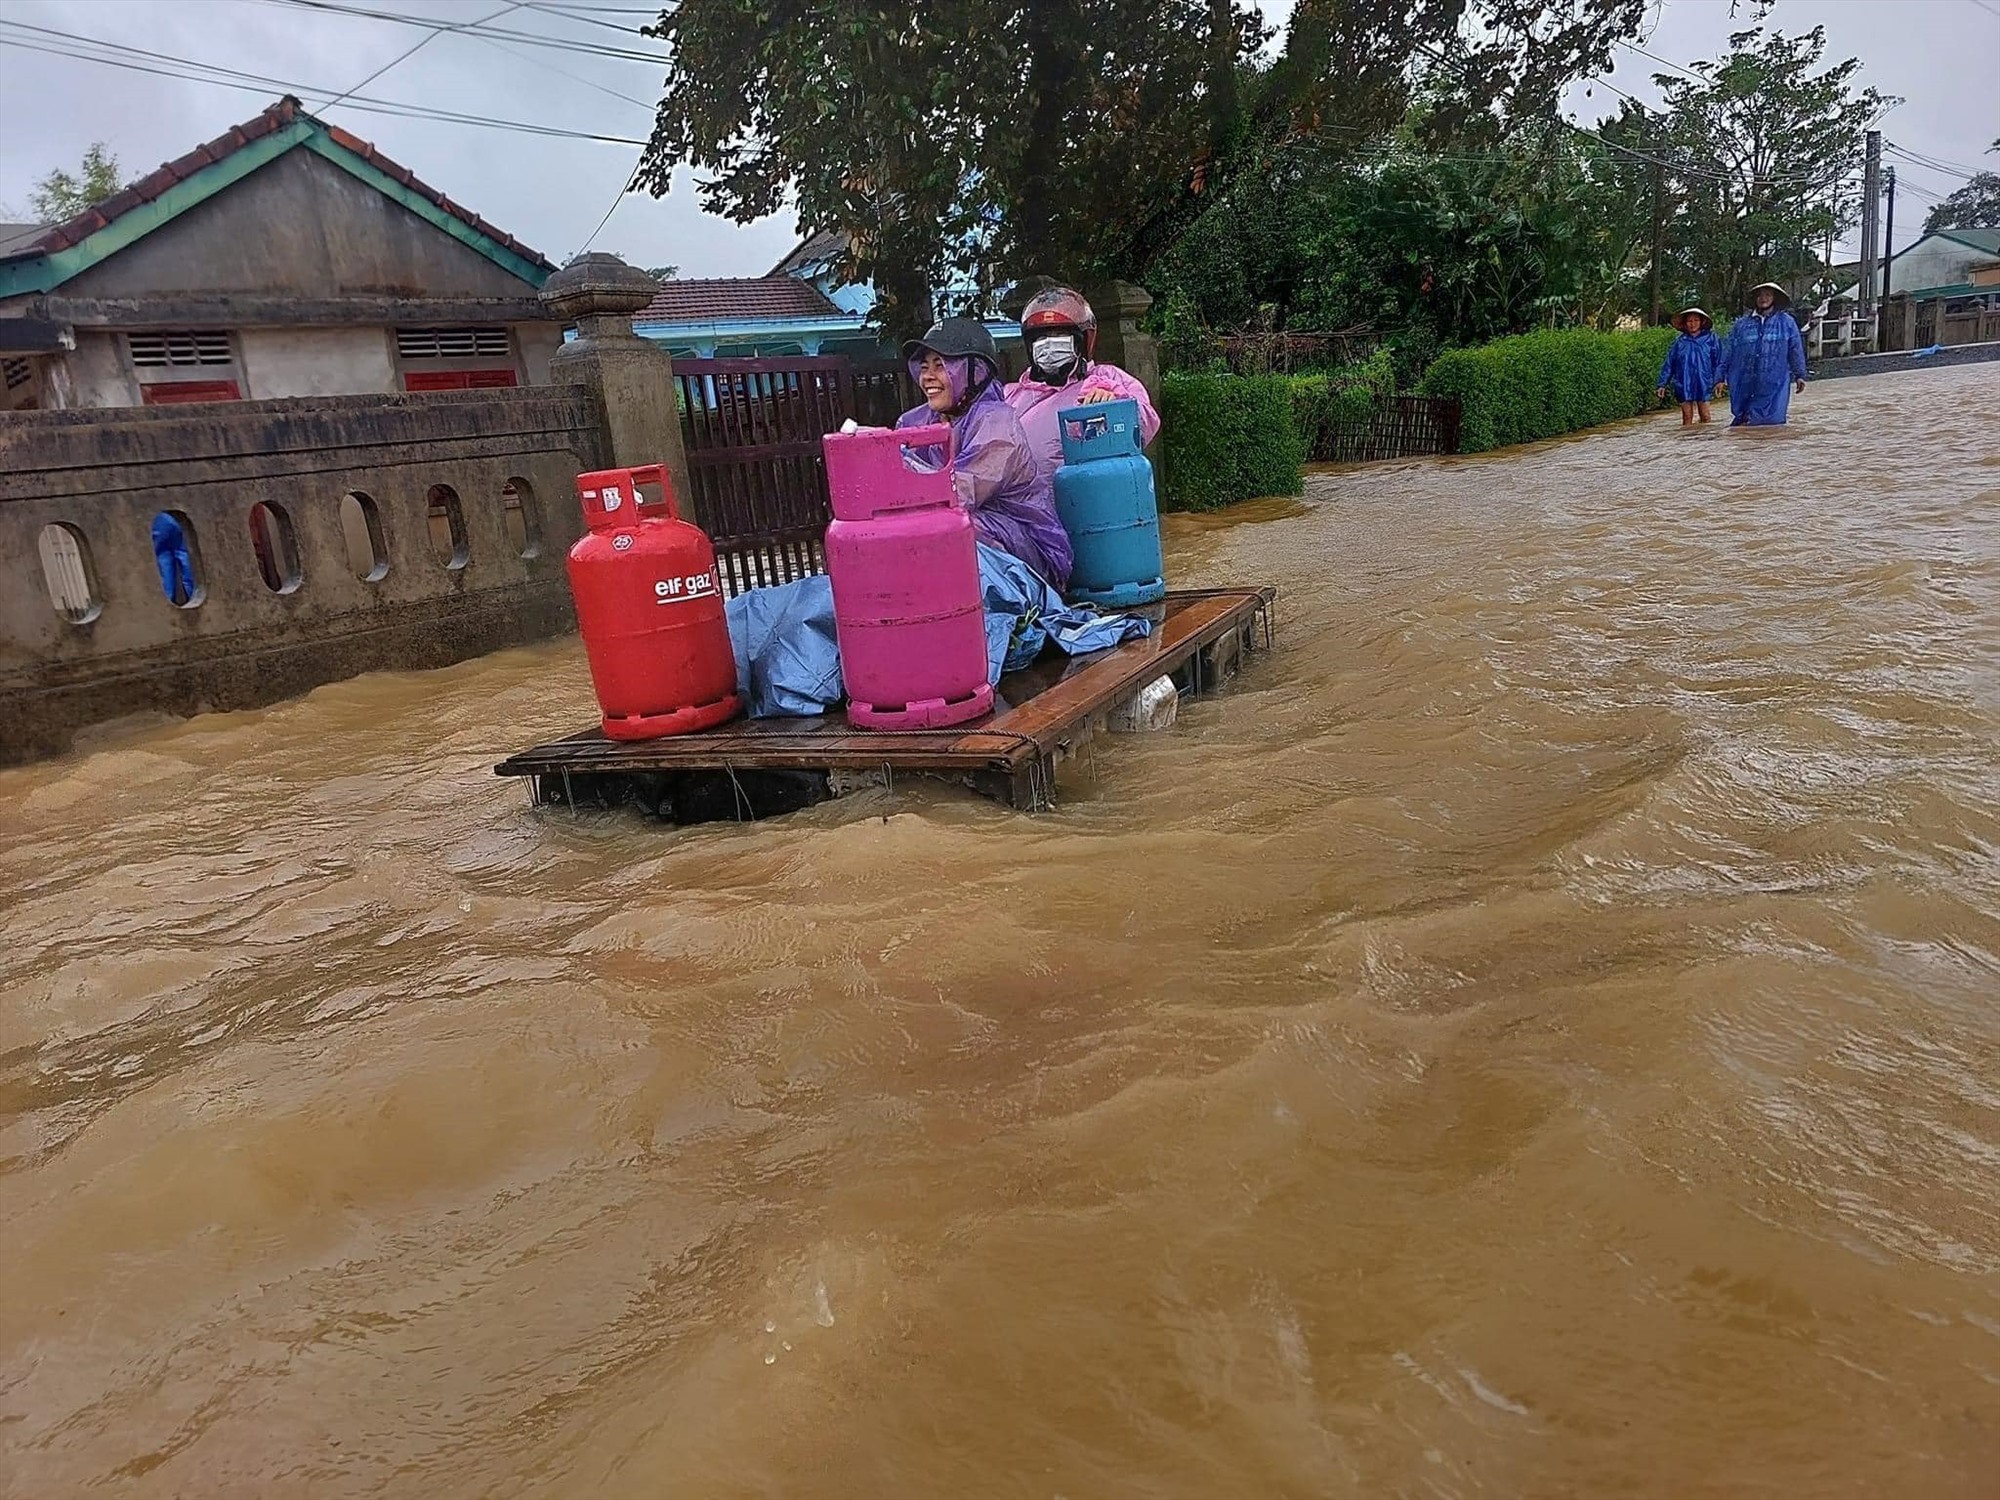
<box><xmin>1657</xmin><ymin>330</ymin><xmax>1722</xmax><ymax>403</ymax></box>
<box><xmin>896</xmin><ymin>353</ymin><xmax>1073</xmax><ymax>590</ymax></box>
<box><xmin>151</xmin><ymin>512</ymin><xmax>195</xmax><ymax>604</ymax></box>
<box><xmin>1723</xmin><ymin>310</ymin><xmax>1806</xmax><ymax>426</ymax></box>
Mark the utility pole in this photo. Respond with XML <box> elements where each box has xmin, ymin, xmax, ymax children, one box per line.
<box><xmin>1880</xmin><ymin>165</ymin><xmax>1897</xmax><ymax>304</ymax></box>
<box><xmin>1858</xmin><ymin>128</ymin><xmax>1882</xmax><ymax>315</ymax></box>
<box><xmin>1649</xmin><ymin>153</ymin><xmax>1665</xmax><ymax>325</ymax></box>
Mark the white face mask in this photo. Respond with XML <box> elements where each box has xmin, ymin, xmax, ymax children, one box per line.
<box><xmin>1031</xmin><ymin>334</ymin><xmax>1079</xmax><ymax>374</ymax></box>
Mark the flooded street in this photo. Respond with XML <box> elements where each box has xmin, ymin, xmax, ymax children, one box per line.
<box><xmin>3</xmin><ymin>363</ymin><xmax>1997</xmax><ymax>1497</ymax></box>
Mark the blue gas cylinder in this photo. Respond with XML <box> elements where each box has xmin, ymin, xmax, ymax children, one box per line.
<box><xmin>1052</xmin><ymin>397</ymin><xmax>1166</xmax><ymax>608</ymax></box>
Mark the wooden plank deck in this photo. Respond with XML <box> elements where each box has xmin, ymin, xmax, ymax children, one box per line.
<box><xmin>495</xmin><ymin>586</ymin><xmax>1275</xmax><ymax>817</ymax></box>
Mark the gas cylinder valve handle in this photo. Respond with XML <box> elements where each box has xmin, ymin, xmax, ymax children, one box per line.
<box><xmin>897</xmin><ymin>424</ymin><xmax>955</xmax><ymax>464</ymax></box>
<box><xmin>894</xmin><ymin>423</ymin><xmax>956</xmax><ymax>482</ymax></box>
<box><xmin>625</xmin><ymin>464</ymin><xmax>679</xmax><ymax>520</ymax></box>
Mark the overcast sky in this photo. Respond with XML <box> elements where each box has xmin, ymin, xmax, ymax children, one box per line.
<box><xmin>0</xmin><ymin>0</ymin><xmax>1992</xmax><ymax>277</ymax></box>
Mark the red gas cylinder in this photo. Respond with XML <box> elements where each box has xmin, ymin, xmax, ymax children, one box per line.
<box><xmin>566</xmin><ymin>463</ymin><xmax>741</xmax><ymax>740</ymax></box>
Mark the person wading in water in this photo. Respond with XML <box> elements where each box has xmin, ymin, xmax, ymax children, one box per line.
<box><xmin>1722</xmin><ymin>282</ymin><xmax>1807</xmax><ymax>427</ymax></box>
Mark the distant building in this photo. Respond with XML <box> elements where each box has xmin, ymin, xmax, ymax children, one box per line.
<box><xmin>768</xmin><ymin>228</ymin><xmax>875</xmax><ymax>317</ymax></box>
<box><xmin>0</xmin><ymin>96</ymin><xmax>560</xmax><ymax>412</ymax></box>
<box><xmin>630</xmin><ymin>273</ymin><xmax>881</xmax><ymax>359</ymax></box>
<box><xmin>1833</xmin><ymin>227</ymin><xmax>2000</xmax><ymax>303</ymax></box>
<box><xmin>629</xmin><ymin>230</ymin><xmax>1023</xmax><ymax>365</ymax></box>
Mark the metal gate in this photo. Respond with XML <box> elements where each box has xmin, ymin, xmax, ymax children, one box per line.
<box><xmin>673</xmin><ymin>355</ymin><xmax>917</xmax><ymax>595</ymax></box>
<box><xmin>1309</xmin><ymin>394</ymin><xmax>1463</xmax><ymax>463</ymax></box>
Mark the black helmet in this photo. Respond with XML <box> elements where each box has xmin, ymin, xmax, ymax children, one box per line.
<box><xmin>900</xmin><ymin>315</ymin><xmax>999</xmax><ymax>367</ymax></box>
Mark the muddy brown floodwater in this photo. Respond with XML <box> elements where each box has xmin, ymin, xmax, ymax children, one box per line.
<box><xmin>3</xmin><ymin>364</ymin><xmax>1998</xmax><ymax>1498</ymax></box>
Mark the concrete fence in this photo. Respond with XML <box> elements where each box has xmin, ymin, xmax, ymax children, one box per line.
<box><xmin>1</xmin><ymin>387</ymin><xmax>609</xmax><ymax>763</ymax></box>
<box><xmin>1875</xmin><ymin>291</ymin><xmax>2000</xmax><ymax>353</ymax></box>
<box><xmin>1</xmin><ymin>253</ymin><xmax>679</xmax><ymax>765</ymax></box>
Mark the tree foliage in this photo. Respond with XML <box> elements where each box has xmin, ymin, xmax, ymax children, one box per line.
<box><xmin>1644</xmin><ymin>26</ymin><xmax>1891</xmax><ymax>311</ymax></box>
<box><xmin>634</xmin><ymin>0</ymin><xmax>1647</xmax><ymax>333</ymax></box>
<box><xmin>27</xmin><ymin>142</ymin><xmax>123</xmax><ymax>223</ymax></box>
<box><xmin>1151</xmin><ymin>23</ymin><xmax>1887</xmax><ymax>361</ymax></box>
<box><xmin>1922</xmin><ymin>172</ymin><xmax>2000</xmax><ymax>234</ymax></box>
<box><xmin>1149</xmin><ymin>110</ymin><xmax>1655</xmax><ymax>359</ymax></box>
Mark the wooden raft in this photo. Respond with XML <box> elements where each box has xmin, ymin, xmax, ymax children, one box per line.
<box><xmin>494</xmin><ymin>587</ymin><xmax>1275</xmax><ymax>819</ymax></box>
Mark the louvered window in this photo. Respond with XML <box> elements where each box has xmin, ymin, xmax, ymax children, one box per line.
<box><xmin>3</xmin><ymin>358</ymin><xmax>30</xmax><ymax>390</ymax></box>
<box><xmin>128</xmin><ymin>332</ymin><xmax>235</xmax><ymax>368</ymax></box>
<box><xmin>396</xmin><ymin>327</ymin><xmax>512</xmax><ymax>360</ymax></box>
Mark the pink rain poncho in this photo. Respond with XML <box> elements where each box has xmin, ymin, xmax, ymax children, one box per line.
<box><xmin>1003</xmin><ymin>363</ymin><xmax>1160</xmax><ymax>484</ymax></box>
<box><xmin>896</xmin><ymin>354</ymin><xmax>1073</xmax><ymax>591</ymax></box>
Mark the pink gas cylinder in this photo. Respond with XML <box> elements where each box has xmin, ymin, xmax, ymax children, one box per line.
<box><xmin>566</xmin><ymin>463</ymin><xmax>742</xmax><ymax>741</ymax></box>
<box><xmin>822</xmin><ymin>424</ymin><xmax>993</xmax><ymax>731</ymax></box>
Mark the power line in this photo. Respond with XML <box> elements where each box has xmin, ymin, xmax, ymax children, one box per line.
<box><xmin>1884</xmin><ymin>142</ymin><xmax>1985</xmax><ymax>179</ymax></box>
<box><xmin>464</xmin><ymin>25</ymin><xmax>655</xmax><ymax>108</ymax></box>
<box><xmin>0</xmin><ymin>26</ymin><xmax>648</xmax><ymax>144</ymax></box>
<box><xmin>1613</xmin><ymin>39</ymin><xmax>1707</xmax><ymax>85</ymax></box>
<box><xmin>569</xmin><ymin>160</ymin><xmax>640</xmax><ymax>261</ymax></box>
<box><xmin>517</xmin><ymin>1</ymin><xmax>653</xmax><ymax>38</ymax></box>
<box><xmin>254</xmin><ymin>0</ymin><xmax>667</xmax><ymax>64</ymax></box>
<box><xmin>322</xmin><ymin>0</ymin><xmax>521</xmax><ymax>112</ymax></box>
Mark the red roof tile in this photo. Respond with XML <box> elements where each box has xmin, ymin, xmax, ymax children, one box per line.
<box><xmin>1</xmin><ymin>96</ymin><xmax>554</xmax><ymax>272</ymax></box>
<box><xmin>634</xmin><ymin>277</ymin><xmax>849</xmax><ymax>325</ymax></box>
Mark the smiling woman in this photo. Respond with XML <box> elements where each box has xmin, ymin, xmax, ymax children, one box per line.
<box><xmin>893</xmin><ymin>315</ymin><xmax>1071</xmax><ymax>591</ymax></box>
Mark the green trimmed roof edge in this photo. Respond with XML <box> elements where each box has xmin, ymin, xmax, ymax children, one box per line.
<box><xmin>0</xmin><ymin>116</ymin><xmax>549</xmax><ymax>301</ymax></box>
<box><xmin>0</xmin><ymin>120</ymin><xmax>317</xmax><ymax>299</ymax></box>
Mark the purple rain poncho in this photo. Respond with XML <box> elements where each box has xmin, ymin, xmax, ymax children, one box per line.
<box><xmin>896</xmin><ymin>353</ymin><xmax>1073</xmax><ymax>591</ymax></box>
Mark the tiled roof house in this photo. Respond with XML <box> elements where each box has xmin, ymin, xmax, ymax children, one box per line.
<box><xmin>0</xmin><ymin>97</ymin><xmax>562</xmax><ymax>410</ymax></box>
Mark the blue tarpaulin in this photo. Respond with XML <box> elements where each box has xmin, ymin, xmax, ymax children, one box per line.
<box><xmin>724</xmin><ymin>544</ymin><xmax>1153</xmax><ymax>719</ymax></box>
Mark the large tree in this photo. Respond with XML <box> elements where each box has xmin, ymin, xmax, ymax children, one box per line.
<box><xmin>1149</xmin><ymin>105</ymin><xmax>1658</xmax><ymax>355</ymax></box>
<box><xmin>1646</xmin><ymin>26</ymin><xmax>1891</xmax><ymax>312</ymax></box>
<box><xmin>1922</xmin><ymin>170</ymin><xmax>2000</xmax><ymax>233</ymax></box>
<box><xmin>633</xmin><ymin>0</ymin><xmax>1647</xmax><ymax>332</ymax></box>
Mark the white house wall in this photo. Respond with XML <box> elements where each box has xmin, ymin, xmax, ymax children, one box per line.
<box><xmin>66</xmin><ymin>332</ymin><xmax>136</xmax><ymax>407</ymax></box>
<box><xmin>1839</xmin><ymin>234</ymin><xmax>1991</xmax><ymax>300</ymax></box>
<box><xmin>239</xmin><ymin>326</ymin><xmax>397</xmax><ymax>397</ymax></box>
<box><xmin>515</xmin><ymin>323</ymin><xmax>561</xmax><ymax>385</ymax></box>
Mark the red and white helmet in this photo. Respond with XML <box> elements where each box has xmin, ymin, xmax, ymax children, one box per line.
<box><xmin>1019</xmin><ymin>286</ymin><xmax>1098</xmax><ymax>357</ymax></box>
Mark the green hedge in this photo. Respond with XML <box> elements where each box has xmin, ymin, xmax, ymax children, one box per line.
<box><xmin>1414</xmin><ymin>325</ymin><xmax>1683</xmax><ymax>453</ymax></box>
<box><xmin>1158</xmin><ymin>372</ymin><xmax>1305</xmax><ymax>512</ymax></box>
<box><xmin>1287</xmin><ymin>351</ymin><xmax>1398</xmax><ymax>460</ymax></box>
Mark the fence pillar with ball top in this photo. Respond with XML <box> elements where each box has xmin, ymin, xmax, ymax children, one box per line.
<box><xmin>540</xmin><ymin>254</ymin><xmax>692</xmax><ymax>509</ymax></box>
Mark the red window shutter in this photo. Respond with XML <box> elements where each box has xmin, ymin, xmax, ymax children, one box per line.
<box><xmin>403</xmin><ymin>370</ymin><xmax>471</xmax><ymax>391</ymax></box>
<box><xmin>403</xmin><ymin>370</ymin><xmax>517</xmax><ymax>392</ymax></box>
<box><xmin>141</xmin><ymin>379</ymin><xmax>241</xmax><ymax>405</ymax></box>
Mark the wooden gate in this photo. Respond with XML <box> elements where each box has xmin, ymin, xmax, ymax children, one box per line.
<box><xmin>674</xmin><ymin>355</ymin><xmax>922</xmax><ymax>593</ymax></box>
<box><xmin>674</xmin><ymin>356</ymin><xmax>849</xmax><ymax>594</ymax></box>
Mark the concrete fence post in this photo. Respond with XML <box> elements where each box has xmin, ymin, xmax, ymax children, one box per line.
<box><xmin>1087</xmin><ymin>282</ymin><xmax>1160</xmax><ymax>410</ymax></box>
<box><xmin>539</xmin><ymin>254</ymin><xmax>689</xmax><ymax>503</ymax></box>
<box><xmin>1878</xmin><ymin>292</ymin><xmax>1913</xmax><ymax>353</ymax></box>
